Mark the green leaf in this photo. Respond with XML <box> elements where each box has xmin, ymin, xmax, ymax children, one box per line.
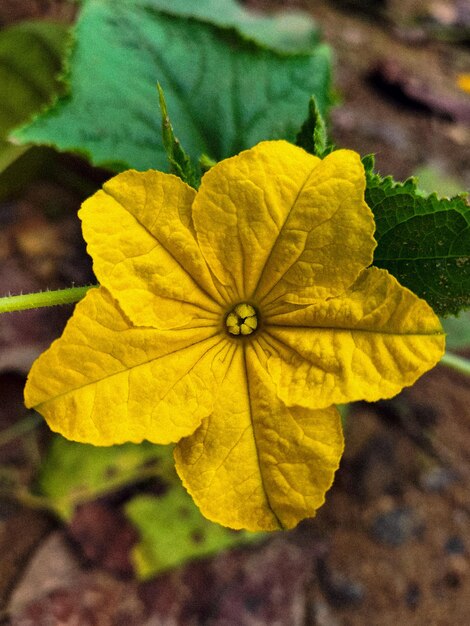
<box><xmin>365</xmin><ymin>161</ymin><xmax>470</xmax><ymax>317</ymax></box>
<box><xmin>126</xmin><ymin>492</ymin><xmax>262</xmax><ymax>580</ymax></box>
<box><xmin>157</xmin><ymin>84</ymin><xmax>199</xmax><ymax>187</ymax></box>
<box><xmin>12</xmin><ymin>0</ymin><xmax>332</xmax><ymax>172</ymax></box>
<box><xmin>36</xmin><ymin>434</ymin><xmax>175</xmax><ymax>519</ymax></box>
<box><xmin>295</xmin><ymin>95</ymin><xmax>331</xmax><ymax>157</ymax></box>
<box><xmin>0</xmin><ymin>21</ymin><xmax>68</xmax><ymax>173</ymax></box>
<box><xmin>137</xmin><ymin>0</ymin><xmax>321</xmax><ymax>53</ymax></box>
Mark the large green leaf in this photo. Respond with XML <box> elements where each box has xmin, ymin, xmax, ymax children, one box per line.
<box><xmin>13</xmin><ymin>0</ymin><xmax>331</xmax><ymax>171</ymax></box>
<box><xmin>126</xmin><ymin>493</ymin><xmax>262</xmax><ymax>580</ymax></box>
<box><xmin>138</xmin><ymin>0</ymin><xmax>321</xmax><ymax>53</ymax></box>
<box><xmin>0</xmin><ymin>21</ymin><xmax>68</xmax><ymax>173</ymax></box>
<box><xmin>364</xmin><ymin>160</ymin><xmax>470</xmax><ymax>317</ymax></box>
<box><xmin>36</xmin><ymin>435</ymin><xmax>175</xmax><ymax>519</ymax></box>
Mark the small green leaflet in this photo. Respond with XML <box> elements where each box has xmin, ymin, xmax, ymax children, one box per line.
<box><xmin>295</xmin><ymin>96</ymin><xmax>331</xmax><ymax>157</ymax></box>
<box><xmin>157</xmin><ymin>84</ymin><xmax>199</xmax><ymax>188</ymax></box>
<box><xmin>126</xmin><ymin>493</ymin><xmax>262</xmax><ymax>580</ymax></box>
<box><xmin>138</xmin><ymin>0</ymin><xmax>321</xmax><ymax>53</ymax></box>
<box><xmin>0</xmin><ymin>21</ymin><xmax>68</xmax><ymax>173</ymax></box>
<box><xmin>364</xmin><ymin>156</ymin><xmax>470</xmax><ymax>317</ymax></box>
<box><xmin>12</xmin><ymin>0</ymin><xmax>332</xmax><ymax>172</ymax></box>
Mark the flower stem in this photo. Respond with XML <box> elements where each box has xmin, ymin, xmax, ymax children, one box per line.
<box><xmin>440</xmin><ymin>352</ymin><xmax>470</xmax><ymax>377</ymax></box>
<box><xmin>0</xmin><ymin>285</ymin><xmax>95</xmax><ymax>314</ymax></box>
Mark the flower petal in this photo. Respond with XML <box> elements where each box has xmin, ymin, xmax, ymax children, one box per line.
<box><xmin>174</xmin><ymin>343</ymin><xmax>343</xmax><ymax>531</ymax></box>
<box><xmin>263</xmin><ymin>267</ymin><xmax>445</xmax><ymax>409</ymax></box>
<box><xmin>24</xmin><ymin>287</ymin><xmax>230</xmax><ymax>445</ymax></box>
<box><xmin>79</xmin><ymin>170</ymin><xmax>223</xmax><ymax>329</ymax></box>
<box><xmin>192</xmin><ymin>141</ymin><xmax>375</xmax><ymax>305</ymax></box>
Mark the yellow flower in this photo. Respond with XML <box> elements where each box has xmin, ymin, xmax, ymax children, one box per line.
<box><xmin>24</xmin><ymin>141</ymin><xmax>445</xmax><ymax>531</ymax></box>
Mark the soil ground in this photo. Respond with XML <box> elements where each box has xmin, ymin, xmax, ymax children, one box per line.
<box><xmin>1</xmin><ymin>0</ymin><xmax>470</xmax><ymax>624</ymax></box>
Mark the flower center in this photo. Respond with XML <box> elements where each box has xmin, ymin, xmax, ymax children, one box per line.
<box><xmin>225</xmin><ymin>303</ymin><xmax>258</xmax><ymax>336</ymax></box>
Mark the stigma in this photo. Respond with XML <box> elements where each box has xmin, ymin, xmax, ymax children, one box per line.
<box><xmin>225</xmin><ymin>303</ymin><xmax>258</xmax><ymax>336</ymax></box>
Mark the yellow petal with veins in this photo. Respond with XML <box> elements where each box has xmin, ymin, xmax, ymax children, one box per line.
<box><xmin>193</xmin><ymin>141</ymin><xmax>374</xmax><ymax>304</ymax></box>
<box><xmin>175</xmin><ymin>343</ymin><xmax>343</xmax><ymax>531</ymax></box>
<box><xmin>262</xmin><ymin>267</ymin><xmax>445</xmax><ymax>409</ymax></box>
<box><xmin>80</xmin><ymin>170</ymin><xmax>224</xmax><ymax>329</ymax></box>
<box><xmin>24</xmin><ymin>287</ymin><xmax>230</xmax><ymax>445</ymax></box>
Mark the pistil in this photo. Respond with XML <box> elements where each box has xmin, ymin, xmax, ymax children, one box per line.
<box><xmin>225</xmin><ymin>303</ymin><xmax>258</xmax><ymax>336</ymax></box>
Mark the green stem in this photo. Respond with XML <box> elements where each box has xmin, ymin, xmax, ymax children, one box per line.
<box><xmin>440</xmin><ymin>352</ymin><xmax>470</xmax><ymax>377</ymax></box>
<box><xmin>0</xmin><ymin>285</ymin><xmax>95</xmax><ymax>314</ymax></box>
